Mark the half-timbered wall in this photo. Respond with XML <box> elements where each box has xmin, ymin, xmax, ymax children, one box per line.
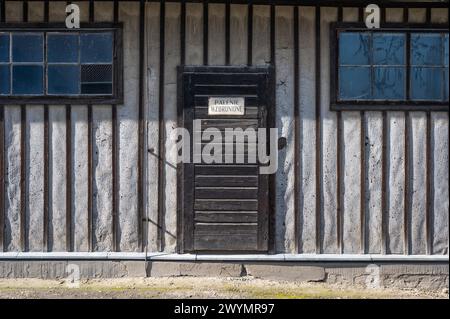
<box><xmin>0</xmin><ymin>1</ymin><xmax>448</xmax><ymax>256</ymax></box>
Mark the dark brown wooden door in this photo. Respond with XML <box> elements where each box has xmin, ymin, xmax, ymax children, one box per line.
<box><xmin>178</xmin><ymin>66</ymin><xmax>274</xmax><ymax>253</ymax></box>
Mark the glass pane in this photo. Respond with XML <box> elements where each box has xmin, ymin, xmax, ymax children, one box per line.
<box><xmin>12</xmin><ymin>65</ymin><xmax>44</xmax><ymax>95</ymax></box>
<box><xmin>80</xmin><ymin>33</ymin><xmax>113</xmax><ymax>63</ymax></box>
<box><xmin>411</xmin><ymin>33</ymin><xmax>442</xmax><ymax>66</ymax></box>
<box><xmin>0</xmin><ymin>65</ymin><xmax>10</xmax><ymax>94</ymax></box>
<box><xmin>444</xmin><ymin>34</ymin><xmax>449</xmax><ymax>67</ymax></box>
<box><xmin>81</xmin><ymin>64</ymin><xmax>113</xmax><ymax>83</ymax></box>
<box><xmin>373</xmin><ymin>67</ymin><xmax>405</xmax><ymax>100</ymax></box>
<box><xmin>81</xmin><ymin>83</ymin><xmax>112</xmax><ymax>95</ymax></box>
<box><xmin>339</xmin><ymin>66</ymin><xmax>371</xmax><ymax>100</ymax></box>
<box><xmin>445</xmin><ymin>68</ymin><xmax>449</xmax><ymax>101</ymax></box>
<box><xmin>0</xmin><ymin>33</ymin><xmax>9</xmax><ymax>62</ymax></box>
<box><xmin>48</xmin><ymin>65</ymin><xmax>80</xmax><ymax>95</ymax></box>
<box><xmin>12</xmin><ymin>33</ymin><xmax>44</xmax><ymax>62</ymax></box>
<box><xmin>410</xmin><ymin>67</ymin><xmax>443</xmax><ymax>101</ymax></box>
<box><xmin>339</xmin><ymin>32</ymin><xmax>371</xmax><ymax>65</ymax></box>
<box><xmin>47</xmin><ymin>34</ymin><xmax>79</xmax><ymax>63</ymax></box>
<box><xmin>373</xmin><ymin>33</ymin><xmax>405</xmax><ymax>65</ymax></box>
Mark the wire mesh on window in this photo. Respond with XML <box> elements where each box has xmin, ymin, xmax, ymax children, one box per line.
<box><xmin>81</xmin><ymin>64</ymin><xmax>113</xmax><ymax>83</ymax></box>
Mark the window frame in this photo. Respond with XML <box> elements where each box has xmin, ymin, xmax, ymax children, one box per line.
<box><xmin>330</xmin><ymin>22</ymin><xmax>449</xmax><ymax>112</ymax></box>
<box><xmin>0</xmin><ymin>22</ymin><xmax>123</xmax><ymax>105</ymax></box>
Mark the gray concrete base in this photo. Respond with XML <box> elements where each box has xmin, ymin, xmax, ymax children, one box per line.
<box><xmin>0</xmin><ymin>261</ymin><xmax>146</xmax><ymax>279</ymax></box>
<box><xmin>147</xmin><ymin>262</ymin><xmax>244</xmax><ymax>277</ymax></box>
<box><xmin>1</xmin><ymin>260</ymin><xmax>448</xmax><ymax>291</ymax></box>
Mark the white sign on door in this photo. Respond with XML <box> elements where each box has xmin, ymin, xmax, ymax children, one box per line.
<box><xmin>208</xmin><ymin>97</ymin><xmax>245</xmax><ymax>115</ymax></box>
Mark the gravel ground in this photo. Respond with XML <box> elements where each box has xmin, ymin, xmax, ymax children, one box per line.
<box><xmin>0</xmin><ymin>277</ymin><xmax>448</xmax><ymax>299</ymax></box>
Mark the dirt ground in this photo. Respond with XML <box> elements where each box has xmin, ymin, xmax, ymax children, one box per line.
<box><xmin>0</xmin><ymin>277</ymin><xmax>448</xmax><ymax>299</ymax></box>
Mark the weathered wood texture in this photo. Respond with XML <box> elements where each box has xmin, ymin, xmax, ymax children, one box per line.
<box><xmin>0</xmin><ymin>2</ymin><xmax>448</xmax><ymax>256</ymax></box>
<box><xmin>180</xmin><ymin>68</ymin><xmax>271</xmax><ymax>252</ymax></box>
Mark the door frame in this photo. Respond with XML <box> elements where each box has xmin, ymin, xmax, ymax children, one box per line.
<box><xmin>176</xmin><ymin>65</ymin><xmax>276</xmax><ymax>254</ymax></box>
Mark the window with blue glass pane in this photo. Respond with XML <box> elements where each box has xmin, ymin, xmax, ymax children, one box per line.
<box><xmin>0</xmin><ymin>33</ymin><xmax>9</xmax><ymax>62</ymax></box>
<box><xmin>411</xmin><ymin>33</ymin><xmax>448</xmax><ymax>101</ymax></box>
<box><xmin>445</xmin><ymin>34</ymin><xmax>449</xmax><ymax>101</ymax></box>
<box><xmin>339</xmin><ymin>67</ymin><xmax>371</xmax><ymax>100</ymax></box>
<box><xmin>80</xmin><ymin>64</ymin><xmax>113</xmax><ymax>94</ymax></box>
<box><xmin>80</xmin><ymin>33</ymin><xmax>113</xmax><ymax>63</ymax></box>
<box><xmin>445</xmin><ymin>35</ymin><xmax>449</xmax><ymax>101</ymax></box>
<box><xmin>373</xmin><ymin>67</ymin><xmax>405</xmax><ymax>100</ymax></box>
<box><xmin>12</xmin><ymin>33</ymin><xmax>44</xmax><ymax>63</ymax></box>
<box><xmin>0</xmin><ymin>65</ymin><xmax>10</xmax><ymax>95</ymax></box>
<box><xmin>338</xmin><ymin>31</ymin><xmax>406</xmax><ymax>101</ymax></box>
<box><xmin>0</xmin><ymin>29</ymin><xmax>117</xmax><ymax>100</ymax></box>
<box><xmin>12</xmin><ymin>65</ymin><xmax>44</xmax><ymax>95</ymax></box>
<box><xmin>338</xmin><ymin>30</ymin><xmax>448</xmax><ymax>104</ymax></box>
<box><xmin>48</xmin><ymin>65</ymin><xmax>80</xmax><ymax>95</ymax></box>
<box><xmin>79</xmin><ymin>32</ymin><xmax>114</xmax><ymax>95</ymax></box>
<box><xmin>411</xmin><ymin>34</ymin><xmax>442</xmax><ymax>66</ymax></box>
<box><xmin>0</xmin><ymin>33</ymin><xmax>9</xmax><ymax>95</ymax></box>
<box><xmin>47</xmin><ymin>33</ymin><xmax>79</xmax><ymax>63</ymax></box>
<box><xmin>339</xmin><ymin>33</ymin><xmax>371</xmax><ymax>65</ymax></box>
<box><xmin>373</xmin><ymin>33</ymin><xmax>405</xmax><ymax>65</ymax></box>
<box><xmin>411</xmin><ymin>67</ymin><xmax>442</xmax><ymax>100</ymax></box>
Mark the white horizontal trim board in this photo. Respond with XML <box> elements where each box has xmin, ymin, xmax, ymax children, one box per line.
<box><xmin>0</xmin><ymin>252</ymin><xmax>448</xmax><ymax>262</ymax></box>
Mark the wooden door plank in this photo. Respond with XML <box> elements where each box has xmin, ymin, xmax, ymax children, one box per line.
<box><xmin>195</xmin><ymin>176</ymin><xmax>258</xmax><ymax>187</ymax></box>
<box><xmin>194</xmin><ymin>199</ymin><xmax>258</xmax><ymax>211</ymax></box>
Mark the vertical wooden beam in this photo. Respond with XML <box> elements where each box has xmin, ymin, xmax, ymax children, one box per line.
<box><xmin>43</xmin><ymin>0</ymin><xmax>49</xmax><ymax>252</ymax></box>
<box><xmin>65</xmin><ymin>2</ymin><xmax>73</xmax><ymax>253</ymax></box>
<box><xmin>380</xmin><ymin>5</ymin><xmax>385</xmax><ymax>27</ymax></box>
<box><xmin>267</xmin><ymin>3</ymin><xmax>275</xmax><ymax>253</ymax></box>
<box><xmin>404</xmin><ymin>110</ymin><xmax>411</xmax><ymax>255</ymax></box>
<box><xmin>425</xmin><ymin>6</ymin><xmax>432</xmax><ymax>26</ymax></box>
<box><xmin>157</xmin><ymin>0</ymin><xmax>166</xmax><ymax>252</ymax></box>
<box><xmin>177</xmin><ymin>0</ymin><xmax>186</xmax><ymax>253</ymax></box>
<box><xmin>270</xmin><ymin>4</ymin><xmax>275</xmax><ymax>66</ymax></box>
<box><xmin>0</xmin><ymin>0</ymin><xmax>4</xmax><ymax>23</ymax></box>
<box><xmin>180</xmin><ymin>0</ymin><xmax>186</xmax><ymax>66</ymax></box>
<box><xmin>0</xmin><ymin>0</ymin><xmax>5</xmax><ymax>253</ymax></box>
<box><xmin>247</xmin><ymin>1</ymin><xmax>253</xmax><ymax>66</ymax></box>
<box><xmin>225</xmin><ymin>0</ymin><xmax>230</xmax><ymax>65</ymax></box>
<box><xmin>380</xmin><ymin>8</ymin><xmax>388</xmax><ymax>255</ymax></box>
<box><xmin>358</xmin><ymin>6</ymin><xmax>366</xmax><ymax>254</ymax></box>
<box><xmin>137</xmin><ymin>0</ymin><xmax>146</xmax><ymax>251</ymax></box>
<box><xmin>293</xmin><ymin>5</ymin><xmax>300</xmax><ymax>253</ymax></box>
<box><xmin>426</xmin><ymin>110</ymin><xmax>432</xmax><ymax>255</ymax></box>
<box><xmin>87</xmin><ymin>0</ymin><xmax>94</xmax><ymax>252</ymax></box>
<box><xmin>314</xmin><ymin>5</ymin><xmax>322</xmax><ymax>254</ymax></box>
<box><xmin>89</xmin><ymin>0</ymin><xmax>94</xmax><ymax>24</ymax></box>
<box><xmin>360</xmin><ymin>110</ymin><xmax>366</xmax><ymax>254</ymax></box>
<box><xmin>425</xmin><ymin>7</ymin><xmax>433</xmax><ymax>256</ymax></box>
<box><xmin>358</xmin><ymin>6</ymin><xmax>364</xmax><ymax>23</ymax></box>
<box><xmin>336</xmin><ymin>5</ymin><xmax>343</xmax><ymax>254</ymax></box>
<box><xmin>20</xmin><ymin>1</ymin><xmax>29</xmax><ymax>252</ymax></box>
<box><xmin>65</xmin><ymin>104</ymin><xmax>72</xmax><ymax>252</ymax></box>
<box><xmin>203</xmin><ymin>0</ymin><xmax>208</xmax><ymax>65</ymax></box>
<box><xmin>381</xmin><ymin>110</ymin><xmax>388</xmax><ymax>255</ymax></box>
<box><xmin>87</xmin><ymin>109</ymin><xmax>93</xmax><ymax>252</ymax></box>
<box><xmin>403</xmin><ymin>8</ymin><xmax>411</xmax><ymax>255</ymax></box>
<box><xmin>0</xmin><ymin>102</ymin><xmax>3</xmax><ymax>252</ymax></box>
<box><xmin>111</xmin><ymin>0</ymin><xmax>119</xmax><ymax>252</ymax></box>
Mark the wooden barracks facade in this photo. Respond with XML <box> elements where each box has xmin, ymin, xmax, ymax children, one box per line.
<box><xmin>0</xmin><ymin>0</ymin><xmax>448</xmax><ymax>286</ymax></box>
